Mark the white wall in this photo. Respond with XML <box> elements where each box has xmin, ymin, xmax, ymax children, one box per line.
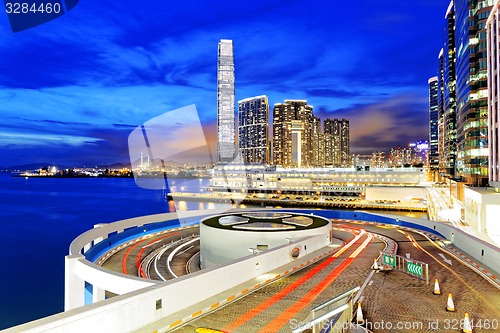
<box><xmin>65</xmin><ymin>209</ymin><xmax>230</xmax><ymax>310</ymax></box>
<box><xmin>463</xmin><ymin>187</ymin><xmax>500</xmax><ymax>238</ymax></box>
<box><xmin>365</xmin><ymin>186</ymin><xmax>427</xmax><ymax>201</ymax></box>
<box><xmin>200</xmin><ymin>215</ymin><xmax>331</xmax><ymax>268</ymax></box>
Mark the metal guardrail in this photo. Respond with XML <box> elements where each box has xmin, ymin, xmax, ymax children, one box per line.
<box><xmin>292</xmin><ymin>286</ymin><xmax>360</xmax><ymax>333</ymax></box>
<box><xmin>380</xmin><ymin>252</ymin><xmax>429</xmax><ymax>286</ymax></box>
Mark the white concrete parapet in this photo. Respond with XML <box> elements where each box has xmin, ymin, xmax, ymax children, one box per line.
<box><xmin>6</xmin><ymin>231</ymin><xmax>326</xmax><ymax>333</ymax></box>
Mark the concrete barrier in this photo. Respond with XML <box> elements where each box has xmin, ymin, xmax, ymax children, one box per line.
<box><xmin>7</xmin><ymin>233</ymin><xmax>327</xmax><ymax>333</ymax></box>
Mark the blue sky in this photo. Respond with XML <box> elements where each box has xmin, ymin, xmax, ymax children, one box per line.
<box><xmin>0</xmin><ymin>0</ymin><xmax>449</xmax><ymax>167</ymax></box>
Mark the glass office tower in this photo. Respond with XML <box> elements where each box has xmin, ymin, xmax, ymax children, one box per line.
<box><xmin>443</xmin><ymin>2</ymin><xmax>457</xmax><ymax>178</ymax></box>
<box><xmin>487</xmin><ymin>0</ymin><xmax>500</xmax><ymax>189</ymax></box>
<box><xmin>455</xmin><ymin>0</ymin><xmax>494</xmax><ymax>185</ymax></box>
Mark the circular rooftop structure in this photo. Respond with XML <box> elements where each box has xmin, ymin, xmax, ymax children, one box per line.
<box><xmin>200</xmin><ymin>211</ymin><xmax>331</xmax><ymax>269</ymax></box>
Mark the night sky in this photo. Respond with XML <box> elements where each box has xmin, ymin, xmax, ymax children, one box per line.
<box><xmin>0</xmin><ymin>0</ymin><xmax>449</xmax><ymax>167</ymax></box>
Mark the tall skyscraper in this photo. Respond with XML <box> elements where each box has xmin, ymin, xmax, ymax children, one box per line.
<box><xmin>487</xmin><ymin>0</ymin><xmax>500</xmax><ymax>189</ymax></box>
<box><xmin>324</xmin><ymin>118</ymin><xmax>350</xmax><ymax>167</ymax></box>
<box><xmin>435</xmin><ymin>2</ymin><xmax>458</xmax><ymax>178</ymax></box>
<box><xmin>238</xmin><ymin>95</ymin><xmax>269</xmax><ymax>164</ymax></box>
<box><xmin>442</xmin><ymin>2</ymin><xmax>457</xmax><ymax>178</ymax></box>
<box><xmin>217</xmin><ymin>39</ymin><xmax>236</xmax><ymax>163</ymax></box>
<box><xmin>437</xmin><ymin>49</ymin><xmax>446</xmax><ymax>174</ymax></box>
<box><xmin>272</xmin><ymin>100</ymin><xmax>315</xmax><ymax>167</ymax></box>
<box><xmin>339</xmin><ymin>119</ymin><xmax>350</xmax><ymax>166</ymax></box>
<box><xmin>455</xmin><ymin>0</ymin><xmax>493</xmax><ymax>186</ymax></box>
<box><xmin>428</xmin><ymin>76</ymin><xmax>440</xmax><ymax>170</ymax></box>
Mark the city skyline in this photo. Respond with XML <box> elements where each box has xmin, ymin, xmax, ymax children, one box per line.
<box><xmin>0</xmin><ymin>1</ymin><xmax>449</xmax><ymax>167</ymax></box>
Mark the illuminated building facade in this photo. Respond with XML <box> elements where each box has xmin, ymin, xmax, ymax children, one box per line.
<box><xmin>455</xmin><ymin>0</ymin><xmax>493</xmax><ymax>185</ymax></box>
<box><xmin>428</xmin><ymin>76</ymin><xmax>440</xmax><ymax>170</ymax></box>
<box><xmin>371</xmin><ymin>152</ymin><xmax>386</xmax><ymax>168</ymax></box>
<box><xmin>389</xmin><ymin>147</ymin><xmax>414</xmax><ymax>167</ymax></box>
<box><xmin>441</xmin><ymin>3</ymin><xmax>457</xmax><ymax>178</ymax></box>
<box><xmin>272</xmin><ymin>100</ymin><xmax>315</xmax><ymax>167</ymax></box>
<box><xmin>238</xmin><ymin>96</ymin><xmax>269</xmax><ymax>164</ymax></box>
<box><xmin>312</xmin><ymin>116</ymin><xmax>325</xmax><ymax>167</ymax></box>
<box><xmin>409</xmin><ymin>141</ymin><xmax>429</xmax><ymax>166</ymax></box>
<box><xmin>324</xmin><ymin>118</ymin><xmax>350</xmax><ymax>167</ymax></box>
<box><xmin>217</xmin><ymin>39</ymin><xmax>236</xmax><ymax>163</ymax></box>
<box><xmin>437</xmin><ymin>49</ymin><xmax>446</xmax><ymax>173</ymax></box>
<box><xmin>487</xmin><ymin>0</ymin><xmax>500</xmax><ymax>189</ymax></box>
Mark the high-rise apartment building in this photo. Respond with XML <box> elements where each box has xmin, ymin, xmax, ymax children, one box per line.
<box><xmin>312</xmin><ymin>116</ymin><xmax>325</xmax><ymax>167</ymax></box>
<box><xmin>389</xmin><ymin>147</ymin><xmax>414</xmax><ymax>167</ymax></box>
<box><xmin>238</xmin><ymin>96</ymin><xmax>269</xmax><ymax>164</ymax></box>
<box><xmin>324</xmin><ymin>118</ymin><xmax>350</xmax><ymax>167</ymax></box>
<box><xmin>370</xmin><ymin>152</ymin><xmax>386</xmax><ymax>168</ymax></box>
<box><xmin>455</xmin><ymin>0</ymin><xmax>494</xmax><ymax>185</ymax></box>
<box><xmin>217</xmin><ymin>39</ymin><xmax>236</xmax><ymax>163</ymax></box>
<box><xmin>272</xmin><ymin>100</ymin><xmax>315</xmax><ymax>167</ymax></box>
<box><xmin>487</xmin><ymin>0</ymin><xmax>500</xmax><ymax>189</ymax></box>
<box><xmin>428</xmin><ymin>76</ymin><xmax>440</xmax><ymax>170</ymax></box>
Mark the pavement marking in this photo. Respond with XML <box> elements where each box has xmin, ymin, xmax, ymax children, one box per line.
<box><xmin>191</xmin><ymin>310</ymin><xmax>202</xmax><ymax>318</ymax></box>
<box><xmin>176</xmin><ymin>245</ymin><xmax>194</xmax><ymax>256</ymax></box>
<box><xmin>167</xmin><ymin>237</ymin><xmax>200</xmax><ymax>278</ymax></box>
<box><xmin>354</xmin><ymin>253</ymin><xmax>377</xmax><ymax>305</ymax></box>
<box><xmin>258</xmin><ymin>257</ymin><xmax>357</xmax><ymax>333</ymax></box>
<box><xmin>169</xmin><ymin>319</ymin><xmax>182</xmax><ymax>328</ymax></box>
<box><xmin>404</xmin><ymin>232</ymin><xmax>498</xmax><ymax>309</ymax></box>
<box><xmin>121</xmin><ymin>238</ymin><xmax>147</xmax><ymax>275</ymax></box>
<box><xmin>420</xmin><ymin>234</ymin><xmax>500</xmax><ymax>287</ymax></box>
<box><xmin>438</xmin><ymin>253</ymin><xmax>452</xmax><ymax>265</ymax></box>
<box><xmin>141</xmin><ymin>239</ymin><xmax>163</xmax><ymax>249</ymax></box>
<box><xmin>221</xmin><ymin>231</ymin><xmax>362</xmax><ymax>332</ymax></box>
<box><xmin>258</xmin><ymin>234</ymin><xmax>374</xmax><ymax>333</ymax></box>
<box><xmin>368</xmin><ymin>280</ymin><xmax>373</xmax><ymax>286</ymax></box>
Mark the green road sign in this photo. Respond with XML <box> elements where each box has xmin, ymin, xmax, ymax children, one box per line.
<box><xmin>406</xmin><ymin>261</ymin><xmax>423</xmax><ymax>277</ymax></box>
<box><xmin>383</xmin><ymin>254</ymin><xmax>396</xmax><ymax>267</ymax></box>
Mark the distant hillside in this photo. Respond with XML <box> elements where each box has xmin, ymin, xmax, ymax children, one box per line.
<box><xmin>129</xmin><ymin>158</ymin><xmax>205</xmax><ymax>167</ymax></box>
<box><xmin>94</xmin><ymin>162</ymin><xmax>131</xmax><ymax>169</ymax></box>
<box><xmin>6</xmin><ymin>163</ymin><xmax>68</xmax><ymax>171</ymax></box>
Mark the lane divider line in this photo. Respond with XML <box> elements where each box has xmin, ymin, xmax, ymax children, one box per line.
<box><xmin>164</xmin><ymin>237</ymin><xmax>350</xmax><ymax>332</ymax></box>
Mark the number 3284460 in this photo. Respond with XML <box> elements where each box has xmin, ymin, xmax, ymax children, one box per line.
<box><xmin>5</xmin><ymin>2</ymin><xmax>61</xmax><ymax>14</ymax></box>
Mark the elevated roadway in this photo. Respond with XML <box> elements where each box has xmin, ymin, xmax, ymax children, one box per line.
<box><xmin>4</xmin><ymin>209</ymin><xmax>499</xmax><ymax>333</ymax></box>
<box><xmin>100</xmin><ymin>219</ymin><xmax>500</xmax><ymax>333</ymax></box>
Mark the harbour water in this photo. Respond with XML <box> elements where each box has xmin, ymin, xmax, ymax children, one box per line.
<box><xmin>0</xmin><ymin>172</ymin><xmax>426</xmax><ymax>329</ymax></box>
